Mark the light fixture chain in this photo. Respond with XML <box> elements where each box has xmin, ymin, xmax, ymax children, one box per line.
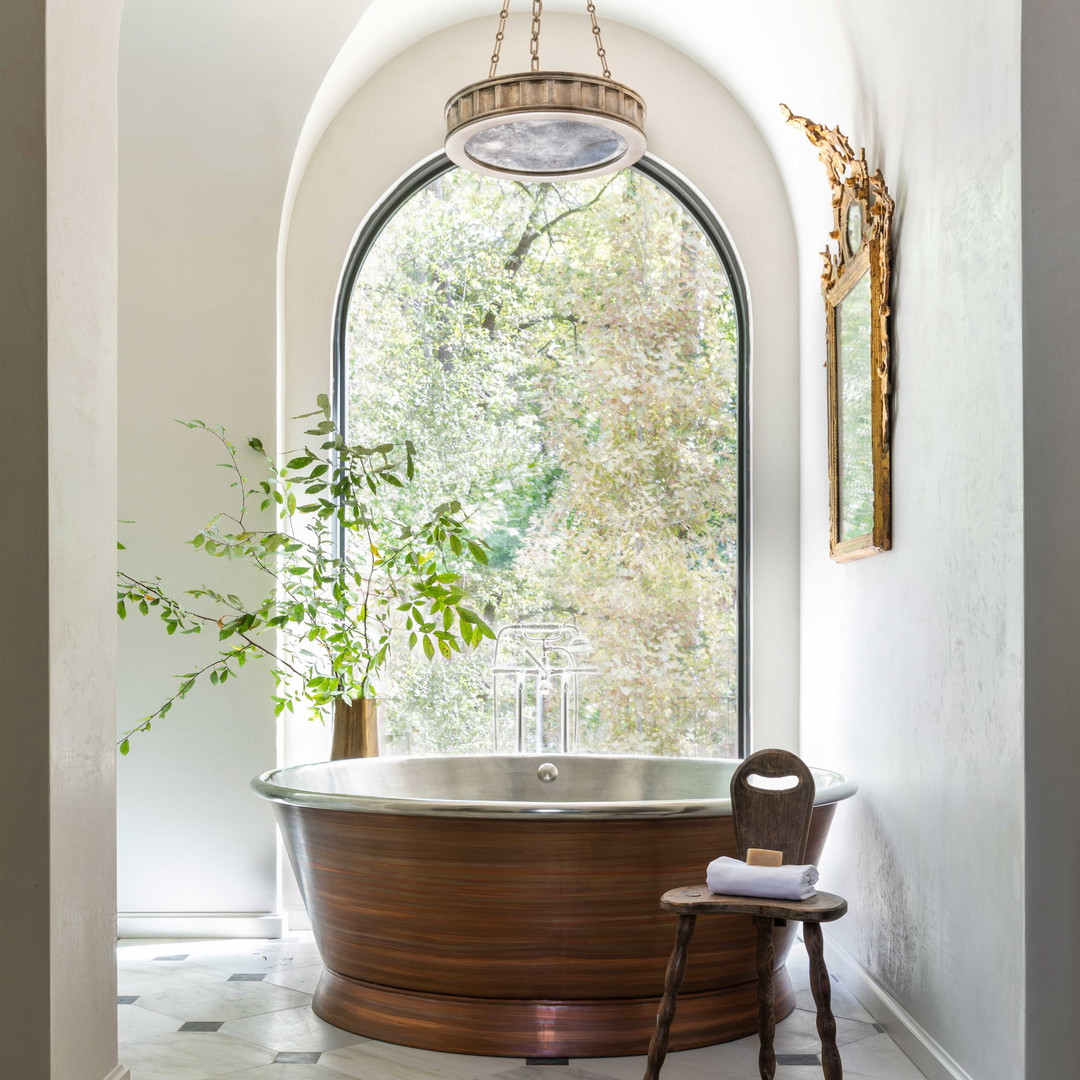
<box><xmin>531</xmin><ymin>0</ymin><xmax>543</xmax><ymax>72</ymax></box>
<box><xmin>489</xmin><ymin>0</ymin><xmax>511</xmax><ymax>78</ymax></box>
<box><xmin>586</xmin><ymin>1</ymin><xmax>612</xmax><ymax>80</ymax></box>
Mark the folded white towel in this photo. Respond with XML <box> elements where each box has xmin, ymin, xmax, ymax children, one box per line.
<box><xmin>705</xmin><ymin>856</ymin><xmax>819</xmax><ymax>901</ymax></box>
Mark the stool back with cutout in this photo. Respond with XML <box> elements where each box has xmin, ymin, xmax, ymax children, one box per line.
<box><xmin>729</xmin><ymin>748</ymin><xmax>816</xmax><ymax>864</ymax></box>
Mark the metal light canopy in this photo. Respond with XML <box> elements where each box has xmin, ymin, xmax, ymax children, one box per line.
<box><xmin>445</xmin><ymin>2</ymin><xmax>646</xmax><ymax>182</ymax></box>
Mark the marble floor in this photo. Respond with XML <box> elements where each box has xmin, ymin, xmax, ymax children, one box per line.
<box><xmin>116</xmin><ymin>935</ymin><xmax>928</xmax><ymax>1080</ymax></box>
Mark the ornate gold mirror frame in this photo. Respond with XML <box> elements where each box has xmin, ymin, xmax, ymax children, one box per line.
<box><xmin>782</xmin><ymin>105</ymin><xmax>894</xmax><ymax>562</ymax></box>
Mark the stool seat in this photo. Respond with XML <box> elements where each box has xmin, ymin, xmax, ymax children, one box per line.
<box><xmin>660</xmin><ymin>886</ymin><xmax>847</xmax><ymax>923</ymax></box>
<box><xmin>643</xmin><ymin>750</ymin><xmax>849</xmax><ymax>1080</ymax></box>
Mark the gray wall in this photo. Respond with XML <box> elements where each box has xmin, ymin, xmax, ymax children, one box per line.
<box><xmin>0</xmin><ymin>0</ymin><xmax>125</xmax><ymax>1077</ymax></box>
<box><xmin>1023</xmin><ymin>0</ymin><xmax>1080</xmax><ymax>1072</ymax></box>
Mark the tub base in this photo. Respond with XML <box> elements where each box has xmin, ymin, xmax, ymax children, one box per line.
<box><xmin>313</xmin><ymin>965</ymin><xmax>796</xmax><ymax>1058</ymax></box>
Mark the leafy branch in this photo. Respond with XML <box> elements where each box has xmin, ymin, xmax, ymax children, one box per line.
<box><xmin>116</xmin><ymin>394</ymin><xmax>495</xmax><ymax>752</ymax></box>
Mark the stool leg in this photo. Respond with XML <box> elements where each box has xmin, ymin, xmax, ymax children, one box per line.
<box><xmin>643</xmin><ymin>914</ymin><xmax>696</xmax><ymax>1080</ymax></box>
<box><xmin>753</xmin><ymin>916</ymin><xmax>776</xmax><ymax>1080</ymax></box>
<box><xmin>804</xmin><ymin>922</ymin><xmax>842</xmax><ymax>1080</ymax></box>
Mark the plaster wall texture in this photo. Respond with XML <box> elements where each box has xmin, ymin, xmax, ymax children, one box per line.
<box><xmin>116</xmin><ymin>0</ymin><xmax>377</xmax><ymax>921</ymax></box>
<box><xmin>278</xmin><ymin>13</ymin><xmax>802</xmax><ymax>765</ymax></box>
<box><xmin>792</xmin><ymin>4</ymin><xmax>1024</xmax><ymax>1080</ymax></box>
<box><xmin>1021</xmin><ymin>1</ymin><xmax>1080</xmax><ymax>1072</ymax></box>
<box><xmin>0</xmin><ymin>0</ymin><xmax>126</xmax><ymax>1077</ymax></box>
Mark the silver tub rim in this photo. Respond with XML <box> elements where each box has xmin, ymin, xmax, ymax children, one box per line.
<box><xmin>252</xmin><ymin>753</ymin><xmax>858</xmax><ymax>819</ymax></box>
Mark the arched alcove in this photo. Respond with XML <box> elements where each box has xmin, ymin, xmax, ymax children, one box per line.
<box><xmin>279</xmin><ymin>13</ymin><xmax>801</xmax><ymax>770</ymax></box>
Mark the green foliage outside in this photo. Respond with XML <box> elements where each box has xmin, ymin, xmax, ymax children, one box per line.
<box><xmin>346</xmin><ymin>167</ymin><xmax>741</xmax><ymax>757</ymax></box>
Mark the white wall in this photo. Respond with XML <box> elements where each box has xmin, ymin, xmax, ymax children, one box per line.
<box><xmin>116</xmin><ymin>0</ymin><xmax>378</xmax><ymax>934</ymax></box>
<box><xmin>795</xmin><ymin>4</ymin><xmax>1024</xmax><ymax>1080</ymax></box>
<box><xmin>0</xmin><ymin>0</ymin><xmax>126</xmax><ymax>1077</ymax></box>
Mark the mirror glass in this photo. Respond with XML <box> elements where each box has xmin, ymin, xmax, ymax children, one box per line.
<box><xmin>846</xmin><ymin>201</ymin><xmax>863</xmax><ymax>253</ymax></box>
<box><xmin>835</xmin><ymin>271</ymin><xmax>874</xmax><ymax>540</ymax></box>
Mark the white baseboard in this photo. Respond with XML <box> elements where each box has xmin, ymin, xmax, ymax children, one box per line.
<box><xmin>117</xmin><ymin>912</ymin><xmax>284</xmax><ymax>939</ymax></box>
<box><xmin>104</xmin><ymin>1065</ymin><xmax>130</xmax><ymax>1080</ymax></box>
<box><xmin>822</xmin><ymin>929</ymin><xmax>975</xmax><ymax>1080</ymax></box>
<box><xmin>282</xmin><ymin>903</ymin><xmax>312</xmax><ymax>932</ymax></box>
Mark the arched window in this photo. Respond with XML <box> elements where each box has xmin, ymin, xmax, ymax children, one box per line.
<box><xmin>334</xmin><ymin>155</ymin><xmax>748</xmax><ymax>758</ymax></box>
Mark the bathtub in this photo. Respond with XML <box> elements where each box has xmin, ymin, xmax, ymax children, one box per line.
<box><xmin>253</xmin><ymin>754</ymin><xmax>856</xmax><ymax>1058</ymax></box>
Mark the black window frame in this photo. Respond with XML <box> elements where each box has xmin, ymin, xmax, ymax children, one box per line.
<box><xmin>332</xmin><ymin>152</ymin><xmax>750</xmax><ymax>757</ymax></box>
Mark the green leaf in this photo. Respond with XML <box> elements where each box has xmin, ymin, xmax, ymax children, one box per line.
<box><xmin>422</xmin><ymin>636</ymin><xmax>435</xmax><ymax>661</ymax></box>
<box><xmin>117</xmin><ymin>600</ymin><xmax>126</xmax><ymax>619</ymax></box>
<box><xmin>249</xmin><ymin>436</ymin><xmax>265</xmax><ymax>453</ymax></box>
<box><xmin>286</xmin><ymin>455</ymin><xmax>313</xmax><ymax>470</ymax></box>
<box><xmin>467</xmin><ymin>540</ymin><xmax>489</xmax><ymax>565</ymax></box>
<box><xmin>317</xmin><ymin>392</ymin><xmax>331</xmax><ymax>417</ymax></box>
<box><xmin>438</xmin><ymin>639</ymin><xmax>452</xmax><ymax>659</ymax></box>
<box><xmin>119</xmin><ymin>739</ymin><xmax>130</xmax><ymax>756</ymax></box>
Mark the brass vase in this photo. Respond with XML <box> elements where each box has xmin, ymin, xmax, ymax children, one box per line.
<box><xmin>331</xmin><ymin>697</ymin><xmax>379</xmax><ymax>760</ymax></box>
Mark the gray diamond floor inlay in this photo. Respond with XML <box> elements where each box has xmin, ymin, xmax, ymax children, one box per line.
<box><xmin>117</xmin><ymin>936</ymin><xmax>930</xmax><ymax>1080</ymax></box>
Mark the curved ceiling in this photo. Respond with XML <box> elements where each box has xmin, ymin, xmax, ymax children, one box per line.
<box><xmin>286</xmin><ymin>1</ymin><xmax>864</xmax><ymax>239</ymax></box>
<box><xmin>120</xmin><ymin>1</ymin><xmax>879</xmax><ymax>273</ymax></box>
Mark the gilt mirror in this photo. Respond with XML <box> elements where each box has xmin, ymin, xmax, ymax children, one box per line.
<box><xmin>783</xmin><ymin>105</ymin><xmax>894</xmax><ymax>561</ymax></box>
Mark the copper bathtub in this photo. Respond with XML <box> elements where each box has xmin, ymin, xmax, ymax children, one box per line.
<box><xmin>253</xmin><ymin>754</ymin><xmax>856</xmax><ymax>1057</ymax></box>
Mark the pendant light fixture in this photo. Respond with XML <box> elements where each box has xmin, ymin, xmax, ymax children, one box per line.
<box><xmin>445</xmin><ymin>1</ymin><xmax>646</xmax><ymax>182</ymax></box>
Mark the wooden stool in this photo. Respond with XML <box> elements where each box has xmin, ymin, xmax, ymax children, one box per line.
<box><xmin>643</xmin><ymin>749</ymin><xmax>848</xmax><ymax>1080</ymax></box>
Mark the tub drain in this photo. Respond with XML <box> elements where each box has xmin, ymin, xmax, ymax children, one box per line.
<box><xmin>537</xmin><ymin>762</ymin><xmax>559</xmax><ymax>782</ymax></box>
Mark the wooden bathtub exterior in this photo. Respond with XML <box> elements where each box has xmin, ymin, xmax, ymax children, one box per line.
<box><xmin>274</xmin><ymin>801</ymin><xmax>837</xmax><ymax>1057</ymax></box>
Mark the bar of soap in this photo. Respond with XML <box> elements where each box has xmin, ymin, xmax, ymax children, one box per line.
<box><xmin>746</xmin><ymin>848</ymin><xmax>783</xmax><ymax>867</ymax></box>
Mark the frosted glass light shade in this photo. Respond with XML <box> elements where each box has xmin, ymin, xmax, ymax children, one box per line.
<box><xmin>445</xmin><ymin>72</ymin><xmax>646</xmax><ymax>182</ymax></box>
